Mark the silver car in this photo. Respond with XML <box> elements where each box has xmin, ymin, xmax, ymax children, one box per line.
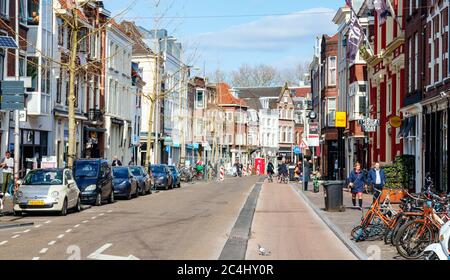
<box><xmin>14</xmin><ymin>168</ymin><xmax>81</xmax><ymax>216</ymax></box>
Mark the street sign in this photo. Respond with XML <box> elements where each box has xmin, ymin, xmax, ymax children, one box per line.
<box><xmin>335</xmin><ymin>112</ymin><xmax>347</xmax><ymax>128</ymax></box>
<box><xmin>0</xmin><ymin>81</ymin><xmax>25</xmax><ymax>110</ymax></box>
<box><xmin>165</xmin><ymin>145</ymin><xmax>171</xmax><ymax>153</ymax></box>
<box><xmin>308</xmin><ymin>122</ymin><xmax>320</xmax><ymax>147</ymax></box>
<box><xmin>294</xmin><ymin>146</ymin><xmax>301</xmax><ymax>155</ymax></box>
<box><xmin>300</xmin><ymin>139</ymin><xmax>309</xmax><ymax>149</ymax></box>
<box><xmin>359</xmin><ymin>118</ymin><xmax>380</xmax><ymax>132</ymax></box>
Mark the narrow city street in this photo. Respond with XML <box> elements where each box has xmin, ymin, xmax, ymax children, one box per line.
<box><xmin>0</xmin><ymin>177</ymin><xmax>259</xmax><ymax>260</ymax></box>
<box><xmin>0</xmin><ymin>177</ymin><xmax>358</xmax><ymax>260</ymax></box>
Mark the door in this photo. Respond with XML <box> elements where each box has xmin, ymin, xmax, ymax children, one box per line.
<box><xmin>64</xmin><ymin>170</ymin><xmax>77</xmax><ymax>208</ymax></box>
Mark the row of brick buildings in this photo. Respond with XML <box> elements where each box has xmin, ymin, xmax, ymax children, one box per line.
<box><xmin>311</xmin><ymin>0</ymin><xmax>450</xmax><ymax>194</ymax></box>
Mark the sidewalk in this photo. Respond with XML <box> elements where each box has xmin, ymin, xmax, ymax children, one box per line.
<box><xmin>246</xmin><ymin>181</ymin><xmax>356</xmax><ymax>260</ymax></box>
<box><xmin>294</xmin><ymin>182</ymin><xmax>401</xmax><ymax>260</ymax></box>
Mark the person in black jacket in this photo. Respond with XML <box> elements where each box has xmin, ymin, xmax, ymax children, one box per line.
<box><xmin>112</xmin><ymin>156</ymin><xmax>122</xmax><ymax>166</ymax></box>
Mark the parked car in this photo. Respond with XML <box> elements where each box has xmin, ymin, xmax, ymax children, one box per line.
<box><xmin>168</xmin><ymin>165</ymin><xmax>181</xmax><ymax>188</ymax></box>
<box><xmin>129</xmin><ymin>166</ymin><xmax>152</xmax><ymax>195</ymax></box>
<box><xmin>150</xmin><ymin>164</ymin><xmax>173</xmax><ymax>190</ymax></box>
<box><xmin>73</xmin><ymin>159</ymin><xmax>114</xmax><ymax>206</ymax></box>
<box><xmin>112</xmin><ymin>166</ymin><xmax>138</xmax><ymax>199</ymax></box>
<box><xmin>14</xmin><ymin>168</ymin><xmax>81</xmax><ymax>216</ymax></box>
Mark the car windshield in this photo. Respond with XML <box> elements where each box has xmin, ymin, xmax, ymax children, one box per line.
<box><xmin>130</xmin><ymin>167</ymin><xmax>143</xmax><ymax>176</ymax></box>
<box><xmin>113</xmin><ymin>168</ymin><xmax>129</xmax><ymax>179</ymax></box>
<box><xmin>151</xmin><ymin>165</ymin><xmax>165</xmax><ymax>173</ymax></box>
<box><xmin>74</xmin><ymin>162</ymin><xmax>99</xmax><ymax>178</ymax></box>
<box><xmin>23</xmin><ymin>170</ymin><xmax>63</xmax><ymax>186</ymax></box>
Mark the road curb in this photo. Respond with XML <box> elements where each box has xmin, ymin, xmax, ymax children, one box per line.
<box><xmin>290</xmin><ymin>184</ymin><xmax>368</xmax><ymax>260</ymax></box>
<box><xmin>0</xmin><ymin>222</ymin><xmax>34</xmax><ymax>230</ymax></box>
<box><xmin>219</xmin><ymin>178</ymin><xmax>264</xmax><ymax>260</ymax></box>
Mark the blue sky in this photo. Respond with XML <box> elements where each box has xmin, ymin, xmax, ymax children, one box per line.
<box><xmin>104</xmin><ymin>0</ymin><xmax>343</xmax><ymax>74</ymax></box>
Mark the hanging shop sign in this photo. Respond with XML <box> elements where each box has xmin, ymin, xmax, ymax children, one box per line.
<box><xmin>358</xmin><ymin>118</ymin><xmax>380</xmax><ymax>132</ymax></box>
<box><xmin>335</xmin><ymin>112</ymin><xmax>347</xmax><ymax>128</ymax></box>
<box><xmin>389</xmin><ymin>115</ymin><xmax>402</xmax><ymax>128</ymax></box>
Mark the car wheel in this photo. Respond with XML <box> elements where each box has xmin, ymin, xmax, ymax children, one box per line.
<box><xmin>126</xmin><ymin>189</ymin><xmax>132</xmax><ymax>200</ymax></box>
<box><xmin>147</xmin><ymin>185</ymin><xmax>152</xmax><ymax>194</ymax></box>
<box><xmin>60</xmin><ymin>199</ymin><xmax>68</xmax><ymax>216</ymax></box>
<box><xmin>177</xmin><ymin>183</ymin><xmax>181</xmax><ymax>188</ymax></box>
<box><xmin>108</xmin><ymin>190</ymin><xmax>114</xmax><ymax>204</ymax></box>
<box><xmin>165</xmin><ymin>183</ymin><xmax>169</xmax><ymax>190</ymax></box>
<box><xmin>75</xmin><ymin>196</ymin><xmax>81</xmax><ymax>212</ymax></box>
<box><xmin>135</xmin><ymin>186</ymin><xmax>140</xmax><ymax>198</ymax></box>
<box><xmin>94</xmin><ymin>193</ymin><xmax>102</xmax><ymax>206</ymax></box>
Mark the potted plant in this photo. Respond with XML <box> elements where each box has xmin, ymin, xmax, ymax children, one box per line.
<box><xmin>380</xmin><ymin>155</ymin><xmax>414</xmax><ymax>203</ymax></box>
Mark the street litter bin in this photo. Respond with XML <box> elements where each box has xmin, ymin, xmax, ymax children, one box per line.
<box><xmin>323</xmin><ymin>181</ymin><xmax>346</xmax><ymax>212</ymax></box>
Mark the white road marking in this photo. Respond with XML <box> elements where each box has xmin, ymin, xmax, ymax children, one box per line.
<box><xmin>65</xmin><ymin>229</ymin><xmax>72</xmax><ymax>233</ymax></box>
<box><xmin>91</xmin><ymin>216</ymin><xmax>97</xmax><ymax>220</ymax></box>
<box><xmin>74</xmin><ymin>224</ymin><xmax>80</xmax><ymax>228</ymax></box>
<box><xmin>32</xmin><ymin>257</ymin><xmax>40</xmax><ymax>260</ymax></box>
<box><xmin>23</xmin><ymin>229</ymin><xmax>30</xmax><ymax>233</ymax></box>
<box><xmin>57</xmin><ymin>234</ymin><xmax>65</xmax><ymax>239</ymax></box>
<box><xmin>87</xmin><ymin>243</ymin><xmax>139</xmax><ymax>260</ymax></box>
<box><xmin>48</xmin><ymin>241</ymin><xmax>56</xmax><ymax>246</ymax></box>
<box><xmin>99</xmin><ymin>213</ymin><xmax>105</xmax><ymax>216</ymax></box>
<box><xmin>34</xmin><ymin>224</ymin><xmax>42</xmax><ymax>228</ymax></box>
<box><xmin>44</xmin><ymin>220</ymin><xmax>51</xmax><ymax>224</ymax></box>
<box><xmin>82</xmin><ymin>220</ymin><xmax>89</xmax><ymax>223</ymax></box>
<box><xmin>11</xmin><ymin>235</ymin><xmax>20</xmax><ymax>239</ymax></box>
<box><xmin>39</xmin><ymin>248</ymin><xmax>48</xmax><ymax>254</ymax></box>
<box><xmin>107</xmin><ymin>210</ymin><xmax>113</xmax><ymax>213</ymax></box>
<box><xmin>0</xmin><ymin>241</ymin><xmax>8</xmax><ymax>246</ymax></box>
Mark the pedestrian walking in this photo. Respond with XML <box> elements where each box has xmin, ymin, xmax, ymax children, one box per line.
<box><xmin>294</xmin><ymin>162</ymin><xmax>301</xmax><ymax>183</ymax></box>
<box><xmin>368</xmin><ymin>161</ymin><xmax>386</xmax><ymax>203</ymax></box>
<box><xmin>348</xmin><ymin>162</ymin><xmax>367</xmax><ymax>210</ymax></box>
<box><xmin>267</xmin><ymin>161</ymin><xmax>274</xmax><ymax>182</ymax></box>
<box><xmin>112</xmin><ymin>156</ymin><xmax>122</xmax><ymax>166</ymax></box>
<box><xmin>0</xmin><ymin>151</ymin><xmax>14</xmax><ymax>196</ymax></box>
<box><xmin>303</xmin><ymin>160</ymin><xmax>311</xmax><ymax>191</ymax></box>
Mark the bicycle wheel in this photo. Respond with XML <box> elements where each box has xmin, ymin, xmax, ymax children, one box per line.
<box><xmin>395</xmin><ymin>220</ymin><xmax>435</xmax><ymax>259</ymax></box>
<box><xmin>365</xmin><ymin>223</ymin><xmax>387</xmax><ymax>241</ymax></box>
<box><xmin>351</xmin><ymin>225</ymin><xmax>369</xmax><ymax>241</ymax></box>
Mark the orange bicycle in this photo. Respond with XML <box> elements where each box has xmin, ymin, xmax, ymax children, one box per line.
<box><xmin>351</xmin><ymin>189</ymin><xmax>397</xmax><ymax>241</ymax></box>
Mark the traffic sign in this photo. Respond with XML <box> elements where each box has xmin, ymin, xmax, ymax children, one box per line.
<box><xmin>294</xmin><ymin>146</ymin><xmax>301</xmax><ymax>155</ymax></box>
<box><xmin>300</xmin><ymin>139</ymin><xmax>309</xmax><ymax>149</ymax></box>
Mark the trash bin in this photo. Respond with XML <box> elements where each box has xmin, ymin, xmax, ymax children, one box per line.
<box><xmin>323</xmin><ymin>181</ymin><xmax>346</xmax><ymax>212</ymax></box>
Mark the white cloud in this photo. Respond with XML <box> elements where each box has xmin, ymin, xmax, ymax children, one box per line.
<box><xmin>192</xmin><ymin>7</ymin><xmax>337</xmax><ymax>52</ymax></box>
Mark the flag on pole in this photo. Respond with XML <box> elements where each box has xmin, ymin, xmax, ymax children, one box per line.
<box><xmin>346</xmin><ymin>10</ymin><xmax>363</xmax><ymax>64</ymax></box>
<box><xmin>373</xmin><ymin>0</ymin><xmax>391</xmax><ymax>25</ymax></box>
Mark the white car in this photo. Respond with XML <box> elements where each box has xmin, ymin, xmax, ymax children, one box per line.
<box><xmin>14</xmin><ymin>168</ymin><xmax>81</xmax><ymax>216</ymax></box>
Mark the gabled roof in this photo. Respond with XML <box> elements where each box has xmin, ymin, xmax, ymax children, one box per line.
<box><xmin>58</xmin><ymin>0</ymin><xmax>89</xmax><ymax>22</ymax></box>
<box><xmin>217</xmin><ymin>83</ymin><xmax>247</xmax><ymax>107</ymax></box>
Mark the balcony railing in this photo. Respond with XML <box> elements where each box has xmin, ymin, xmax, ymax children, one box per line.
<box><xmin>88</xmin><ymin>109</ymin><xmax>103</xmax><ymax>123</ymax></box>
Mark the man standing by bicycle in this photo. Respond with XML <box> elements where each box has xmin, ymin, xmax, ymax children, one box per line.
<box><xmin>368</xmin><ymin>161</ymin><xmax>386</xmax><ymax>203</ymax></box>
<box><xmin>277</xmin><ymin>161</ymin><xmax>288</xmax><ymax>183</ymax></box>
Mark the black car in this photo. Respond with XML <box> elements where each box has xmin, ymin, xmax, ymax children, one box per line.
<box><xmin>129</xmin><ymin>166</ymin><xmax>152</xmax><ymax>195</ymax></box>
<box><xmin>112</xmin><ymin>166</ymin><xmax>139</xmax><ymax>199</ymax></box>
<box><xmin>150</xmin><ymin>164</ymin><xmax>173</xmax><ymax>190</ymax></box>
<box><xmin>73</xmin><ymin>159</ymin><xmax>114</xmax><ymax>206</ymax></box>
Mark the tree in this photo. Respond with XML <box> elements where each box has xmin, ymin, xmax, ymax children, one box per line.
<box><xmin>230</xmin><ymin>64</ymin><xmax>281</xmax><ymax>87</ymax></box>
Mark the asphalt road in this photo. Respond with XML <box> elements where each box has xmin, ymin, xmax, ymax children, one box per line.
<box><xmin>0</xmin><ymin>176</ymin><xmax>259</xmax><ymax>260</ymax></box>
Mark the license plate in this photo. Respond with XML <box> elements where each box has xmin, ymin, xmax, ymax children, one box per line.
<box><xmin>28</xmin><ymin>200</ymin><xmax>45</xmax><ymax>206</ymax></box>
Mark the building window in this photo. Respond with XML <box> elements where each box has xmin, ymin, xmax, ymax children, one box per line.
<box><xmin>19</xmin><ymin>55</ymin><xmax>26</xmax><ymax>77</ymax></box>
<box><xmin>27</xmin><ymin>0</ymin><xmax>39</xmax><ymax>25</ymax></box>
<box><xmin>0</xmin><ymin>0</ymin><xmax>7</xmax><ymax>17</ymax></box>
<box><xmin>387</xmin><ymin>81</ymin><xmax>392</xmax><ymax>115</ymax></box>
<box><xmin>195</xmin><ymin>89</ymin><xmax>205</xmax><ymax>109</ymax></box>
<box><xmin>0</xmin><ymin>49</ymin><xmax>4</xmax><ymax>80</ymax></box>
<box><xmin>41</xmin><ymin>58</ymin><xmax>50</xmax><ymax>94</ymax></box>
<box><xmin>414</xmin><ymin>32</ymin><xmax>418</xmax><ymax>90</ymax></box>
<box><xmin>328</xmin><ymin>56</ymin><xmax>337</xmax><ymax>86</ymax></box>
<box><xmin>26</xmin><ymin>56</ymin><xmax>37</xmax><ymax>92</ymax></box>
<box><xmin>58</xmin><ymin>20</ymin><xmax>64</xmax><ymax>46</ymax></box>
<box><xmin>19</xmin><ymin>0</ymin><xmax>26</xmax><ymax>25</ymax></box>
<box><xmin>408</xmin><ymin>37</ymin><xmax>412</xmax><ymax>92</ymax></box>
